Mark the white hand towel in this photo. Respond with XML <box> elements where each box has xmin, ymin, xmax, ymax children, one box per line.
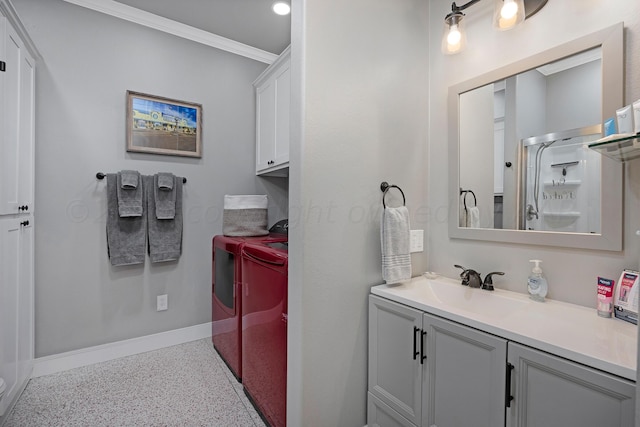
<box><xmin>468</xmin><ymin>206</ymin><xmax>480</xmax><ymax>228</ymax></box>
<box><xmin>381</xmin><ymin>206</ymin><xmax>412</xmax><ymax>284</ymax></box>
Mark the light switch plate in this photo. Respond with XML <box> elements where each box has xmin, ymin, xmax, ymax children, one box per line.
<box><xmin>410</xmin><ymin>229</ymin><xmax>424</xmax><ymax>253</ymax></box>
<box><xmin>157</xmin><ymin>294</ymin><xmax>168</xmax><ymax>311</ymax></box>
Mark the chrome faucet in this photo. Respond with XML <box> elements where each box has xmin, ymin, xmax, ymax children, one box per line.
<box><xmin>454</xmin><ymin>265</ymin><xmax>482</xmax><ymax>288</ymax></box>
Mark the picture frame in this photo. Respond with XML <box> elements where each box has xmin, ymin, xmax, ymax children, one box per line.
<box><xmin>126</xmin><ymin>91</ymin><xmax>202</xmax><ymax>158</ymax></box>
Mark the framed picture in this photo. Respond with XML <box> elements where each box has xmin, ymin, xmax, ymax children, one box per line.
<box><xmin>126</xmin><ymin>91</ymin><xmax>202</xmax><ymax>158</ymax></box>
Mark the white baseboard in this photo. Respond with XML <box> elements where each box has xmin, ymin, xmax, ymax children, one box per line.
<box><xmin>32</xmin><ymin>322</ymin><xmax>212</xmax><ymax>378</ymax></box>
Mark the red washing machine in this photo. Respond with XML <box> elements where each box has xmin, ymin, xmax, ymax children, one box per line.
<box><xmin>241</xmin><ymin>241</ymin><xmax>288</xmax><ymax>427</ymax></box>
<box><xmin>211</xmin><ymin>223</ymin><xmax>287</xmax><ymax>381</ymax></box>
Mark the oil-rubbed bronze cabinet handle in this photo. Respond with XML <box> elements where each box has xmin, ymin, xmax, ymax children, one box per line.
<box><xmin>505</xmin><ymin>363</ymin><xmax>514</xmax><ymax>407</ymax></box>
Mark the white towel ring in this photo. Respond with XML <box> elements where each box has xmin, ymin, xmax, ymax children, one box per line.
<box><xmin>380</xmin><ymin>182</ymin><xmax>406</xmax><ymax>208</ymax></box>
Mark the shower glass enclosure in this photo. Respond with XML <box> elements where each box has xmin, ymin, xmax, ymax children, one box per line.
<box><xmin>519</xmin><ymin>125</ymin><xmax>602</xmax><ymax>233</ymax></box>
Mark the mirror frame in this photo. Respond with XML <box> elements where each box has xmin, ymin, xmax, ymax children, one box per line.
<box><xmin>448</xmin><ymin>23</ymin><xmax>623</xmax><ymax>251</ymax></box>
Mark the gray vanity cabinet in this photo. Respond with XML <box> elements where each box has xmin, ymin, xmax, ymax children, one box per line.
<box><xmin>506</xmin><ymin>342</ymin><xmax>635</xmax><ymax>427</ymax></box>
<box><xmin>423</xmin><ymin>314</ymin><xmax>507</xmax><ymax>427</ymax></box>
<box><xmin>368</xmin><ymin>294</ymin><xmax>636</xmax><ymax>427</ymax></box>
<box><xmin>368</xmin><ymin>295</ymin><xmax>423</xmax><ymax>426</ymax></box>
<box><xmin>368</xmin><ymin>295</ymin><xmax>507</xmax><ymax>427</ymax></box>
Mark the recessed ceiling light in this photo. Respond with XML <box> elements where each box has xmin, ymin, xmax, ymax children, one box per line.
<box><xmin>272</xmin><ymin>1</ymin><xmax>290</xmax><ymax>16</ymax></box>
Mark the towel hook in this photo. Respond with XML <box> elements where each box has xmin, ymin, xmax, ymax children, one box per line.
<box><xmin>380</xmin><ymin>182</ymin><xmax>406</xmax><ymax>209</ymax></box>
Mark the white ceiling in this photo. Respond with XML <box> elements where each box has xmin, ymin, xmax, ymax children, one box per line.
<box><xmin>114</xmin><ymin>0</ymin><xmax>291</xmax><ymax>55</ymax></box>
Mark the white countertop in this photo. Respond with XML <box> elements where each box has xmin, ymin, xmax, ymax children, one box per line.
<box><xmin>371</xmin><ymin>275</ymin><xmax>637</xmax><ymax>381</ymax></box>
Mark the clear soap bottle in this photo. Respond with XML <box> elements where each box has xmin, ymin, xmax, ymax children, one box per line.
<box><xmin>527</xmin><ymin>259</ymin><xmax>548</xmax><ymax>302</ymax></box>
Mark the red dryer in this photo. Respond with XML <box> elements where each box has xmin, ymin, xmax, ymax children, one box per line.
<box><xmin>211</xmin><ymin>232</ymin><xmax>286</xmax><ymax>381</ymax></box>
<box><xmin>241</xmin><ymin>241</ymin><xmax>288</xmax><ymax>427</ymax></box>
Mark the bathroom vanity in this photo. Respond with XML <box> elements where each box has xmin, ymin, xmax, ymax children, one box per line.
<box><xmin>367</xmin><ymin>276</ymin><xmax>636</xmax><ymax>427</ymax></box>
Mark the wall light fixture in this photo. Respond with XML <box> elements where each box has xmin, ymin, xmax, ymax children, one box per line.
<box><xmin>442</xmin><ymin>0</ymin><xmax>548</xmax><ymax>55</ymax></box>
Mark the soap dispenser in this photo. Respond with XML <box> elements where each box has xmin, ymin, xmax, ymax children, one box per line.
<box><xmin>528</xmin><ymin>260</ymin><xmax>548</xmax><ymax>302</ymax></box>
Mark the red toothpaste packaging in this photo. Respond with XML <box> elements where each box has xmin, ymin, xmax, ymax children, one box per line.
<box><xmin>597</xmin><ymin>277</ymin><xmax>614</xmax><ymax>318</ymax></box>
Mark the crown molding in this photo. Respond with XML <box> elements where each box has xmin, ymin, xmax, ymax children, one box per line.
<box><xmin>62</xmin><ymin>0</ymin><xmax>278</xmax><ymax>64</ymax></box>
<box><xmin>0</xmin><ymin>0</ymin><xmax>41</xmax><ymax>59</ymax></box>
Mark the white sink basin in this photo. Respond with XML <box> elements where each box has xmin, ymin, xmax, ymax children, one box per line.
<box><xmin>421</xmin><ymin>278</ymin><xmax>530</xmax><ymax>319</ymax></box>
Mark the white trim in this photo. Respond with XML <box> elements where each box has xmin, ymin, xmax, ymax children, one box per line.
<box><xmin>61</xmin><ymin>0</ymin><xmax>278</xmax><ymax>64</ymax></box>
<box><xmin>0</xmin><ymin>0</ymin><xmax>41</xmax><ymax>59</ymax></box>
<box><xmin>31</xmin><ymin>322</ymin><xmax>212</xmax><ymax>378</ymax></box>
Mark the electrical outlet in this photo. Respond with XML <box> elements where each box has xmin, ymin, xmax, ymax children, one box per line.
<box><xmin>157</xmin><ymin>294</ymin><xmax>168</xmax><ymax>311</ymax></box>
<box><xmin>410</xmin><ymin>229</ymin><xmax>424</xmax><ymax>253</ymax></box>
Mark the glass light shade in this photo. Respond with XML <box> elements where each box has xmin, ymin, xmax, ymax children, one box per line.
<box><xmin>272</xmin><ymin>1</ymin><xmax>290</xmax><ymax>15</ymax></box>
<box><xmin>493</xmin><ymin>0</ymin><xmax>525</xmax><ymax>30</ymax></box>
<box><xmin>442</xmin><ymin>15</ymin><xmax>467</xmax><ymax>55</ymax></box>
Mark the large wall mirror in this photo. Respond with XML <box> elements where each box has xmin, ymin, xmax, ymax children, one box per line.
<box><xmin>448</xmin><ymin>23</ymin><xmax>623</xmax><ymax>251</ymax></box>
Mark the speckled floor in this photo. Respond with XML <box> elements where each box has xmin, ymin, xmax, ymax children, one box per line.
<box><xmin>4</xmin><ymin>338</ymin><xmax>266</xmax><ymax>427</ymax></box>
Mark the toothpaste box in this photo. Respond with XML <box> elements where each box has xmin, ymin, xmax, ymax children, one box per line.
<box><xmin>597</xmin><ymin>277</ymin><xmax>614</xmax><ymax>317</ymax></box>
<box><xmin>613</xmin><ymin>269</ymin><xmax>639</xmax><ymax>324</ymax></box>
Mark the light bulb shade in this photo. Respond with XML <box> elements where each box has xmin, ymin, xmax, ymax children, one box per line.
<box><xmin>493</xmin><ymin>0</ymin><xmax>525</xmax><ymax>30</ymax></box>
<box><xmin>442</xmin><ymin>13</ymin><xmax>467</xmax><ymax>55</ymax></box>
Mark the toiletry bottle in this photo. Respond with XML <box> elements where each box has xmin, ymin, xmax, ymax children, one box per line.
<box><xmin>528</xmin><ymin>260</ymin><xmax>548</xmax><ymax>302</ymax></box>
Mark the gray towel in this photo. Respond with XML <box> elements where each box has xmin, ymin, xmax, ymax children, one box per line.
<box><xmin>154</xmin><ymin>173</ymin><xmax>176</xmax><ymax>219</ymax></box>
<box><xmin>145</xmin><ymin>175</ymin><xmax>183</xmax><ymax>263</ymax></box>
<box><xmin>117</xmin><ymin>170</ymin><xmax>143</xmax><ymax>217</ymax></box>
<box><xmin>380</xmin><ymin>206</ymin><xmax>411</xmax><ymax>284</ymax></box>
<box><xmin>157</xmin><ymin>172</ymin><xmax>174</xmax><ymax>190</ymax></box>
<box><xmin>106</xmin><ymin>174</ymin><xmax>146</xmax><ymax>266</ymax></box>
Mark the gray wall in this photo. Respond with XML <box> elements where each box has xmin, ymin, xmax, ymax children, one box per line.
<box><xmin>12</xmin><ymin>0</ymin><xmax>287</xmax><ymax>357</ymax></box>
<box><xmin>459</xmin><ymin>84</ymin><xmax>496</xmax><ymax>228</ymax></box>
<box><xmin>288</xmin><ymin>0</ymin><xmax>429</xmax><ymax>425</ymax></box>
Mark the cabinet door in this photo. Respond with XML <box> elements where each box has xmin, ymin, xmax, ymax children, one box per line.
<box><xmin>16</xmin><ymin>215</ymin><xmax>33</xmax><ymax>384</ymax></box>
<box><xmin>368</xmin><ymin>295</ymin><xmax>423</xmax><ymax>426</ymax></box>
<box><xmin>0</xmin><ymin>21</ymin><xmax>21</xmax><ymax>215</ymax></box>
<box><xmin>0</xmin><ymin>218</ymin><xmax>20</xmax><ymax>416</ymax></box>
<box><xmin>272</xmin><ymin>62</ymin><xmax>290</xmax><ymax>167</ymax></box>
<box><xmin>17</xmin><ymin>48</ymin><xmax>35</xmax><ymax>213</ymax></box>
<box><xmin>0</xmin><ymin>19</ymin><xmax>34</xmax><ymax>214</ymax></box>
<box><xmin>255</xmin><ymin>79</ymin><xmax>276</xmax><ymax>172</ymax></box>
<box><xmin>507</xmin><ymin>342</ymin><xmax>635</xmax><ymax>427</ymax></box>
<box><xmin>0</xmin><ymin>216</ymin><xmax>33</xmax><ymax>416</ymax></box>
<box><xmin>423</xmin><ymin>314</ymin><xmax>507</xmax><ymax>427</ymax></box>
<box><xmin>255</xmin><ymin>50</ymin><xmax>290</xmax><ymax>175</ymax></box>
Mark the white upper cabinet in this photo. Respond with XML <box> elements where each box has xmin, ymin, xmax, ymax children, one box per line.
<box><xmin>0</xmin><ymin>4</ymin><xmax>35</xmax><ymax>215</ymax></box>
<box><xmin>254</xmin><ymin>46</ymin><xmax>290</xmax><ymax>176</ymax></box>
